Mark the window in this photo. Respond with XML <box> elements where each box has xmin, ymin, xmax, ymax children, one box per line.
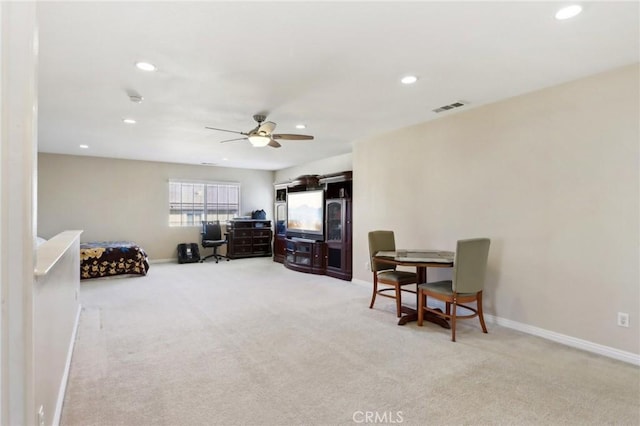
<box><xmin>169</xmin><ymin>181</ymin><xmax>240</xmax><ymax>226</ymax></box>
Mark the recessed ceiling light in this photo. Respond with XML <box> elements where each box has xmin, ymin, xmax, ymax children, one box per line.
<box><xmin>123</xmin><ymin>118</ymin><xmax>136</xmax><ymax>124</ymax></box>
<box><xmin>555</xmin><ymin>5</ymin><xmax>582</xmax><ymax>20</ymax></box>
<box><xmin>79</xmin><ymin>144</ymin><xmax>89</xmax><ymax>149</ymax></box>
<box><xmin>135</xmin><ymin>61</ymin><xmax>157</xmax><ymax>72</ymax></box>
<box><xmin>401</xmin><ymin>75</ymin><xmax>418</xmax><ymax>85</ymax></box>
<box><xmin>295</xmin><ymin>124</ymin><xmax>306</xmax><ymax>129</ymax></box>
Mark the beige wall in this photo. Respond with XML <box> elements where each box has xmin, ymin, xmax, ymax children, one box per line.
<box><xmin>37</xmin><ymin>154</ymin><xmax>275</xmax><ymax>260</ymax></box>
<box><xmin>353</xmin><ymin>64</ymin><xmax>639</xmax><ymax>354</ymax></box>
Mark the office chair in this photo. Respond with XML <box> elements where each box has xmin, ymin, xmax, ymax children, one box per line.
<box><xmin>200</xmin><ymin>221</ymin><xmax>229</xmax><ymax>263</ymax></box>
<box><xmin>368</xmin><ymin>230</ymin><xmax>418</xmax><ymax>317</ymax></box>
<box><xmin>418</xmin><ymin>238</ymin><xmax>490</xmax><ymax>341</ymax></box>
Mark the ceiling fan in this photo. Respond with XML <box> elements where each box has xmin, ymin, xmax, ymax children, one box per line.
<box><xmin>205</xmin><ymin>114</ymin><xmax>314</xmax><ymax>148</ymax></box>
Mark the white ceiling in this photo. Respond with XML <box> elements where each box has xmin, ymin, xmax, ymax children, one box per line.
<box><xmin>37</xmin><ymin>1</ymin><xmax>639</xmax><ymax>171</ymax></box>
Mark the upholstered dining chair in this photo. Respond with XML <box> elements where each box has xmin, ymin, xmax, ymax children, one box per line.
<box><xmin>368</xmin><ymin>230</ymin><xmax>418</xmax><ymax>317</ymax></box>
<box><xmin>417</xmin><ymin>238</ymin><xmax>490</xmax><ymax>341</ymax></box>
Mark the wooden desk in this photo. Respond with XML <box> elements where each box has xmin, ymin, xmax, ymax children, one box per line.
<box><xmin>226</xmin><ymin>220</ymin><xmax>272</xmax><ymax>259</ymax></box>
<box><xmin>373</xmin><ymin>250</ymin><xmax>454</xmax><ymax>327</ymax></box>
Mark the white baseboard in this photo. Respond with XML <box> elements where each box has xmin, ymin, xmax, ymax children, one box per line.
<box><xmin>53</xmin><ymin>304</ymin><xmax>81</xmax><ymax>426</ymax></box>
<box><xmin>352</xmin><ymin>278</ymin><xmax>639</xmax><ymax>366</ymax></box>
<box><xmin>484</xmin><ymin>314</ymin><xmax>640</xmax><ymax>366</ymax></box>
<box><xmin>148</xmin><ymin>258</ymin><xmax>176</xmax><ymax>264</ymax></box>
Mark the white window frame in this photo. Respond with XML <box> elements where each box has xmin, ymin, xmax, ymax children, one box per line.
<box><xmin>169</xmin><ymin>179</ymin><xmax>241</xmax><ymax>227</ymax></box>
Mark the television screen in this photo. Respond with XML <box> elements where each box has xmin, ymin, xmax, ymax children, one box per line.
<box><xmin>286</xmin><ymin>190</ymin><xmax>324</xmax><ymax>240</ymax></box>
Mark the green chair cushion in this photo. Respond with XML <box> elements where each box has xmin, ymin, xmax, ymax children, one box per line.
<box><xmin>418</xmin><ymin>280</ymin><xmax>476</xmax><ymax>297</ymax></box>
<box><xmin>378</xmin><ymin>270</ymin><xmax>417</xmax><ymax>284</ymax></box>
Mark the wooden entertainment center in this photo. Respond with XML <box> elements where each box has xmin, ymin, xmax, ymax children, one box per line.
<box><xmin>273</xmin><ymin>171</ymin><xmax>352</xmax><ymax>281</ymax></box>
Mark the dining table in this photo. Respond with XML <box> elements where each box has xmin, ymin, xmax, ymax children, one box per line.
<box><xmin>373</xmin><ymin>249</ymin><xmax>454</xmax><ymax>327</ymax></box>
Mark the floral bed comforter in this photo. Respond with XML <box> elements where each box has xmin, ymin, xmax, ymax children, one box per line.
<box><xmin>80</xmin><ymin>241</ymin><xmax>149</xmax><ymax>280</ymax></box>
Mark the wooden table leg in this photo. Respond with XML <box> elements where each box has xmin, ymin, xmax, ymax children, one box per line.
<box><xmin>397</xmin><ymin>308</ymin><xmax>450</xmax><ymax>328</ymax></box>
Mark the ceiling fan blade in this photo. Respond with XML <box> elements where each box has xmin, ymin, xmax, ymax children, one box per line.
<box><xmin>259</xmin><ymin>121</ymin><xmax>277</xmax><ymax>134</ymax></box>
<box><xmin>205</xmin><ymin>126</ymin><xmax>248</xmax><ymax>136</ymax></box>
<box><xmin>272</xmin><ymin>134</ymin><xmax>314</xmax><ymax>140</ymax></box>
<box><xmin>268</xmin><ymin>139</ymin><xmax>281</xmax><ymax>148</ymax></box>
<box><xmin>219</xmin><ymin>137</ymin><xmax>248</xmax><ymax>143</ymax></box>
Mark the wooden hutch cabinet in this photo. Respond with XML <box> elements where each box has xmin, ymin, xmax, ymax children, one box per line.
<box><xmin>274</xmin><ymin>171</ymin><xmax>352</xmax><ymax>281</ymax></box>
<box><xmin>226</xmin><ymin>219</ymin><xmax>273</xmax><ymax>259</ymax></box>
<box><xmin>322</xmin><ymin>172</ymin><xmax>352</xmax><ymax>280</ymax></box>
<box><xmin>324</xmin><ymin>198</ymin><xmax>352</xmax><ymax>280</ymax></box>
<box><xmin>272</xmin><ymin>183</ymin><xmax>288</xmax><ymax>263</ymax></box>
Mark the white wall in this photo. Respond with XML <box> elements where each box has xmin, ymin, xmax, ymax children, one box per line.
<box><xmin>34</xmin><ymin>231</ymin><xmax>82</xmax><ymax>426</ymax></box>
<box><xmin>353</xmin><ymin>64</ymin><xmax>639</xmax><ymax>355</ymax></box>
<box><xmin>38</xmin><ymin>154</ymin><xmax>275</xmax><ymax>260</ymax></box>
<box><xmin>0</xmin><ymin>2</ymin><xmax>38</xmax><ymax>424</ymax></box>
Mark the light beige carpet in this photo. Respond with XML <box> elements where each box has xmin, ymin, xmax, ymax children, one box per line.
<box><xmin>61</xmin><ymin>258</ymin><xmax>639</xmax><ymax>426</ymax></box>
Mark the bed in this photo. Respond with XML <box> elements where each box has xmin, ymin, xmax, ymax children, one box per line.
<box><xmin>80</xmin><ymin>241</ymin><xmax>149</xmax><ymax>280</ymax></box>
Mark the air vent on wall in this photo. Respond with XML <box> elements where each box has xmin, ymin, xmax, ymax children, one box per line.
<box><xmin>433</xmin><ymin>101</ymin><xmax>467</xmax><ymax>113</ymax></box>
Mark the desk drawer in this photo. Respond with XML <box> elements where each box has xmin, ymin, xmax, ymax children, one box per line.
<box><xmin>232</xmin><ymin>246</ymin><xmax>253</xmax><ymax>255</ymax></box>
<box><xmin>253</xmin><ymin>243</ymin><xmax>271</xmax><ymax>252</ymax></box>
<box><xmin>231</xmin><ymin>237</ymin><xmax>252</xmax><ymax>245</ymax></box>
<box><xmin>253</xmin><ymin>236</ymin><xmax>271</xmax><ymax>245</ymax></box>
<box><xmin>233</xmin><ymin>230</ymin><xmax>253</xmax><ymax>238</ymax></box>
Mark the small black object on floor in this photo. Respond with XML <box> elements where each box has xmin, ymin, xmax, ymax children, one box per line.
<box><xmin>177</xmin><ymin>243</ymin><xmax>200</xmax><ymax>264</ymax></box>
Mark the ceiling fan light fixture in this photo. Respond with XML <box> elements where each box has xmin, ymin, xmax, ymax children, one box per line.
<box><xmin>135</xmin><ymin>61</ymin><xmax>157</xmax><ymax>72</ymax></box>
<box><xmin>207</xmin><ymin>114</ymin><xmax>314</xmax><ymax>148</ymax></box>
<box><xmin>401</xmin><ymin>75</ymin><xmax>418</xmax><ymax>85</ymax></box>
<box><xmin>248</xmin><ymin>135</ymin><xmax>270</xmax><ymax>147</ymax></box>
<box><xmin>555</xmin><ymin>5</ymin><xmax>582</xmax><ymax>20</ymax></box>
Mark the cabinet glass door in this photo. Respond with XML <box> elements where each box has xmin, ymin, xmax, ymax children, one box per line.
<box><xmin>326</xmin><ymin>200</ymin><xmax>343</xmax><ymax>242</ymax></box>
<box><xmin>275</xmin><ymin>202</ymin><xmax>286</xmax><ymax>235</ymax></box>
